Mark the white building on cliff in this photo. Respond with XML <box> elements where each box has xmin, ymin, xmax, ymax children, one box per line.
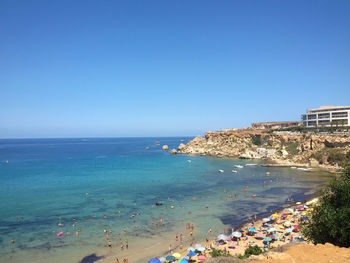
<box><xmin>302</xmin><ymin>106</ymin><xmax>350</xmax><ymax>127</ymax></box>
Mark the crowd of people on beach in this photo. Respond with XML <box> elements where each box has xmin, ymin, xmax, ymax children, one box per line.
<box><xmin>147</xmin><ymin>198</ymin><xmax>316</xmax><ymax>262</ymax></box>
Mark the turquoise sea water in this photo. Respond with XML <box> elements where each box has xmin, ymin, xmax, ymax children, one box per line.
<box><xmin>0</xmin><ymin>137</ymin><xmax>330</xmax><ymax>263</ymax></box>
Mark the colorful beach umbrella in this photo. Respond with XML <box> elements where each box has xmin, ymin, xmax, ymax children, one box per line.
<box><xmin>267</xmin><ymin>227</ymin><xmax>276</xmax><ymax>232</ymax></box>
<box><xmin>159</xmin><ymin>257</ymin><xmax>166</xmax><ymax>262</ymax></box>
<box><xmin>285</xmin><ymin>228</ymin><xmax>293</xmax><ymax>233</ymax></box>
<box><xmin>197</xmin><ymin>247</ymin><xmax>206</xmax><ymax>252</ymax></box>
<box><xmin>198</xmin><ymin>255</ymin><xmax>206</xmax><ymax>261</ymax></box>
<box><xmin>270</xmin><ymin>213</ymin><xmax>278</xmax><ymax>219</ymax></box>
<box><xmin>166</xmin><ymin>256</ymin><xmax>175</xmax><ymax>261</ymax></box>
<box><xmin>172</xmin><ymin>253</ymin><xmax>181</xmax><ymax>259</ymax></box>
<box><xmin>187</xmin><ymin>252</ymin><xmax>196</xmax><ymax>257</ymax></box>
<box><xmin>178</xmin><ymin>259</ymin><xmax>188</xmax><ymax>263</ymax></box>
<box><xmin>232</xmin><ymin>231</ymin><xmax>242</xmax><ymax>237</ymax></box>
<box><xmin>217</xmin><ymin>234</ymin><xmax>228</xmax><ymax>240</ymax></box>
<box><xmin>248</xmin><ymin>227</ymin><xmax>256</xmax><ymax>232</ymax></box>
<box><xmin>296</xmin><ymin>202</ymin><xmax>301</xmax><ymax>205</ymax></box>
<box><xmin>149</xmin><ymin>258</ymin><xmax>161</xmax><ymax>263</ymax></box>
<box><xmin>264</xmin><ymin>237</ymin><xmax>272</xmax><ymax>242</ymax></box>
<box><xmin>194</xmin><ymin>243</ymin><xmax>202</xmax><ymax>249</ymax></box>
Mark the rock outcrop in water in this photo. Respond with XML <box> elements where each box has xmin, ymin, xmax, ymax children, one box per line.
<box><xmin>177</xmin><ymin>129</ymin><xmax>350</xmax><ymax>168</ymax></box>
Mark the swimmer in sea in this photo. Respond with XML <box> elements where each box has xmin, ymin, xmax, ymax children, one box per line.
<box><xmin>108</xmin><ymin>240</ymin><xmax>112</xmax><ymax>247</ymax></box>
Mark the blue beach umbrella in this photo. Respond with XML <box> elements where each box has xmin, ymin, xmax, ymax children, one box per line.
<box><xmin>178</xmin><ymin>259</ymin><xmax>188</xmax><ymax>263</ymax></box>
<box><xmin>249</xmin><ymin>227</ymin><xmax>256</xmax><ymax>232</ymax></box>
<box><xmin>166</xmin><ymin>255</ymin><xmax>175</xmax><ymax>261</ymax></box>
<box><xmin>149</xmin><ymin>258</ymin><xmax>161</xmax><ymax>263</ymax></box>
<box><xmin>187</xmin><ymin>251</ymin><xmax>196</xmax><ymax>257</ymax></box>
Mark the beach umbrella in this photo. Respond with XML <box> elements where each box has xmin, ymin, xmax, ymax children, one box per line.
<box><xmin>287</xmin><ymin>208</ymin><xmax>294</xmax><ymax>213</ymax></box>
<box><xmin>159</xmin><ymin>257</ymin><xmax>166</xmax><ymax>262</ymax></box>
<box><xmin>232</xmin><ymin>231</ymin><xmax>242</xmax><ymax>237</ymax></box>
<box><xmin>267</xmin><ymin>228</ymin><xmax>276</xmax><ymax>232</ymax></box>
<box><xmin>301</xmin><ymin>217</ymin><xmax>309</xmax><ymax>221</ymax></box>
<box><xmin>262</xmin><ymin>218</ymin><xmax>271</xmax><ymax>222</ymax></box>
<box><xmin>187</xmin><ymin>252</ymin><xmax>196</xmax><ymax>257</ymax></box>
<box><xmin>178</xmin><ymin>259</ymin><xmax>188</xmax><ymax>263</ymax></box>
<box><xmin>187</xmin><ymin>247</ymin><xmax>195</xmax><ymax>251</ymax></box>
<box><xmin>284</xmin><ymin>221</ymin><xmax>291</xmax><ymax>226</ymax></box>
<box><xmin>285</xmin><ymin>228</ymin><xmax>293</xmax><ymax>233</ymax></box>
<box><xmin>248</xmin><ymin>227</ymin><xmax>256</xmax><ymax>232</ymax></box>
<box><xmin>272</xmin><ymin>234</ymin><xmax>279</xmax><ymax>239</ymax></box>
<box><xmin>198</xmin><ymin>255</ymin><xmax>206</xmax><ymax>261</ymax></box>
<box><xmin>166</xmin><ymin>256</ymin><xmax>175</xmax><ymax>261</ymax></box>
<box><xmin>304</xmin><ymin>205</ymin><xmax>309</xmax><ymax>209</ymax></box>
<box><xmin>197</xmin><ymin>247</ymin><xmax>205</xmax><ymax>252</ymax></box>
<box><xmin>296</xmin><ymin>202</ymin><xmax>301</xmax><ymax>205</ymax></box>
<box><xmin>293</xmin><ymin>225</ymin><xmax>300</xmax><ymax>229</ymax></box>
<box><xmin>149</xmin><ymin>258</ymin><xmax>161</xmax><ymax>263</ymax></box>
<box><xmin>264</xmin><ymin>237</ymin><xmax>272</xmax><ymax>242</ymax></box>
<box><xmin>194</xmin><ymin>243</ymin><xmax>202</xmax><ymax>249</ymax></box>
<box><xmin>270</xmin><ymin>213</ymin><xmax>278</xmax><ymax>219</ymax></box>
<box><xmin>217</xmin><ymin>234</ymin><xmax>228</xmax><ymax>240</ymax></box>
<box><xmin>172</xmin><ymin>253</ymin><xmax>181</xmax><ymax>259</ymax></box>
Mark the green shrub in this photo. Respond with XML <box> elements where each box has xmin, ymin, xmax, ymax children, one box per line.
<box><xmin>301</xmin><ymin>164</ymin><xmax>350</xmax><ymax>247</ymax></box>
<box><xmin>285</xmin><ymin>142</ymin><xmax>299</xmax><ymax>155</ymax></box>
<box><xmin>209</xmin><ymin>248</ymin><xmax>233</xmax><ymax>257</ymax></box>
<box><xmin>252</xmin><ymin>136</ymin><xmax>262</xmax><ymax>146</ymax></box>
<box><xmin>238</xmin><ymin>245</ymin><xmax>264</xmax><ymax>259</ymax></box>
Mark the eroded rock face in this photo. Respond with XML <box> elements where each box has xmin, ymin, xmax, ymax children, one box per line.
<box><xmin>177</xmin><ymin>129</ymin><xmax>350</xmax><ymax>168</ymax></box>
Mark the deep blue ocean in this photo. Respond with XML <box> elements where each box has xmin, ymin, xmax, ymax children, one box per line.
<box><xmin>0</xmin><ymin>137</ymin><xmax>329</xmax><ymax>263</ymax></box>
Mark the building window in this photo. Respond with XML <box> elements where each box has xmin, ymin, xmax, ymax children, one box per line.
<box><xmin>318</xmin><ymin>113</ymin><xmax>330</xmax><ymax>119</ymax></box>
<box><xmin>318</xmin><ymin>120</ymin><xmax>330</xmax><ymax>124</ymax></box>
<box><xmin>332</xmin><ymin>119</ymin><xmax>348</xmax><ymax>125</ymax></box>
<box><xmin>302</xmin><ymin>115</ymin><xmax>307</xmax><ymax>121</ymax></box>
<box><xmin>308</xmin><ymin>114</ymin><xmax>317</xmax><ymax>120</ymax></box>
<box><xmin>332</xmin><ymin>112</ymin><xmax>348</xmax><ymax>118</ymax></box>
<box><xmin>308</xmin><ymin>121</ymin><xmax>317</xmax><ymax>126</ymax></box>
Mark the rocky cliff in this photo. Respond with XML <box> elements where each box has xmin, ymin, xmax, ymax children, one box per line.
<box><xmin>177</xmin><ymin>129</ymin><xmax>350</xmax><ymax>168</ymax></box>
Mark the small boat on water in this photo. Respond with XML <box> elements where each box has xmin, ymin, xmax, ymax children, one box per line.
<box><xmin>234</xmin><ymin>165</ymin><xmax>244</xmax><ymax>168</ymax></box>
<box><xmin>232</xmin><ymin>170</ymin><xmax>238</xmax><ymax>173</ymax></box>
<box><xmin>218</xmin><ymin>169</ymin><xmax>224</xmax><ymax>173</ymax></box>
<box><xmin>245</xmin><ymin>163</ymin><xmax>257</xmax><ymax>166</ymax></box>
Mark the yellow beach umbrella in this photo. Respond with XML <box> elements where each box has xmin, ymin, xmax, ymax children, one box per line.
<box><xmin>172</xmin><ymin>253</ymin><xmax>181</xmax><ymax>259</ymax></box>
<box><xmin>301</xmin><ymin>211</ymin><xmax>307</xmax><ymax>216</ymax></box>
<box><xmin>271</xmin><ymin>214</ymin><xmax>278</xmax><ymax>219</ymax></box>
<box><xmin>296</xmin><ymin>202</ymin><xmax>302</xmax><ymax>205</ymax></box>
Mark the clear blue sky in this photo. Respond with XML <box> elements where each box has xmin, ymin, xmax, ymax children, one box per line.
<box><xmin>1</xmin><ymin>0</ymin><xmax>349</xmax><ymax>138</ymax></box>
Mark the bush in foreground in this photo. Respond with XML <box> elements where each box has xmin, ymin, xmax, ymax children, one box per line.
<box><xmin>302</xmin><ymin>165</ymin><xmax>350</xmax><ymax>247</ymax></box>
<box><xmin>210</xmin><ymin>248</ymin><xmax>233</xmax><ymax>258</ymax></box>
<box><xmin>237</xmin><ymin>245</ymin><xmax>264</xmax><ymax>259</ymax></box>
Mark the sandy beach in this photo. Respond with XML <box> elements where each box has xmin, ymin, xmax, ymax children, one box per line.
<box><xmin>142</xmin><ymin>198</ymin><xmax>319</xmax><ymax>263</ymax></box>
